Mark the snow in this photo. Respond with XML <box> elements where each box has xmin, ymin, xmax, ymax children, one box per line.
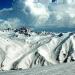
<box><xmin>0</xmin><ymin>0</ymin><xmax>75</xmax><ymax>74</ymax></box>
<box><xmin>0</xmin><ymin>29</ymin><xmax>74</xmax><ymax>71</ymax></box>
<box><xmin>0</xmin><ymin>62</ymin><xmax>75</xmax><ymax>75</ymax></box>
<box><xmin>0</xmin><ymin>29</ymin><xmax>52</xmax><ymax>70</ymax></box>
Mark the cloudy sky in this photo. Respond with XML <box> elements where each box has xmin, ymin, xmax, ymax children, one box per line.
<box><xmin>0</xmin><ymin>0</ymin><xmax>75</xmax><ymax>32</ymax></box>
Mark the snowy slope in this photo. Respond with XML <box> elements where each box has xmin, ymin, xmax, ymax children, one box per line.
<box><xmin>0</xmin><ymin>29</ymin><xmax>75</xmax><ymax>71</ymax></box>
<box><xmin>0</xmin><ymin>62</ymin><xmax>75</xmax><ymax>75</ymax></box>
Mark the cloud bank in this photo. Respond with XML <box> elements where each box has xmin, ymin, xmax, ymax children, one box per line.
<box><xmin>0</xmin><ymin>0</ymin><xmax>75</xmax><ymax>31</ymax></box>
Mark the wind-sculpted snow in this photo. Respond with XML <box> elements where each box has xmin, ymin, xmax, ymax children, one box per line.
<box><xmin>0</xmin><ymin>30</ymin><xmax>75</xmax><ymax>71</ymax></box>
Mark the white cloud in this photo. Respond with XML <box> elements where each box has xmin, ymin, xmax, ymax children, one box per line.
<box><xmin>22</xmin><ymin>0</ymin><xmax>50</xmax><ymax>26</ymax></box>
<box><xmin>0</xmin><ymin>18</ymin><xmax>22</xmax><ymax>29</ymax></box>
<box><xmin>0</xmin><ymin>0</ymin><xmax>75</xmax><ymax>31</ymax></box>
<box><xmin>0</xmin><ymin>8</ymin><xmax>13</xmax><ymax>13</ymax></box>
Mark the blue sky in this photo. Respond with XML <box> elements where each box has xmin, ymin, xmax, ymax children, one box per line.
<box><xmin>0</xmin><ymin>0</ymin><xmax>75</xmax><ymax>32</ymax></box>
<box><xmin>0</xmin><ymin>0</ymin><xmax>13</xmax><ymax>9</ymax></box>
<box><xmin>0</xmin><ymin>0</ymin><xmax>56</xmax><ymax>9</ymax></box>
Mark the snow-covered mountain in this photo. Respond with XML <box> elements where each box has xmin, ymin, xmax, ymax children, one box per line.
<box><xmin>0</xmin><ymin>29</ymin><xmax>75</xmax><ymax>71</ymax></box>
